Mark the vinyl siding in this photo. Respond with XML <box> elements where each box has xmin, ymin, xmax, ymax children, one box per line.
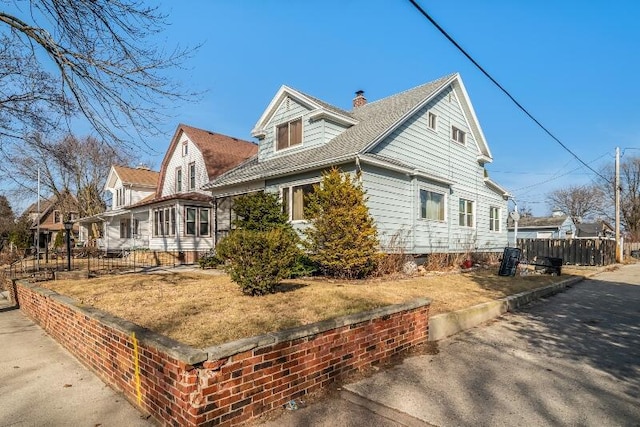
<box><xmin>258</xmin><ymin>97</ymin><xmax>349</xmax><ymax>162</ymax></box>
<box><xmin>360</xmin><ymin>164</ymin><xmax>413</xmax><ymax>251</ymax></box>
<box><xmin>369</xmin><ymin>84</ymin><xmax>508</xmax><ymax>253</ymax></box>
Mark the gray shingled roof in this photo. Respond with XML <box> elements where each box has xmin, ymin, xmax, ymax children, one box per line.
<box><xmin>507</xmin><ymin>216</ymin><xmax>569</xmax><ymax>229</ymax></box>
<box><xmin>207</xmin><ymin>73</ymin><xmax>456</xmax><ymax>189</ymax></box>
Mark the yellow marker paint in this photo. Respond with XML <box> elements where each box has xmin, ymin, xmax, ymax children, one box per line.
<box><xmin>131</xmin><ymin>332</ymin><xmax>142</xmax><ymax>405</ymax></box>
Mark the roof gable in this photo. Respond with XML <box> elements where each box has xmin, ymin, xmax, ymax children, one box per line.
<box><xmin>361</xmin><ymin>73</ymin><xmax>492</xmax><ymax>161</ymax></box>
<box><xmin>208</xmin><ymin>73</ymin><xmax>496</xmax><ymax>189</ymax></box>
<box><xmin>157</xmin><ymin>124</ymin><xmax>258</xmax><ymax>194</ymax></box>
<box><xmin>251</xmin><ymin>85</ymin><xmax>357</xmax><ymax>138</ymax></box>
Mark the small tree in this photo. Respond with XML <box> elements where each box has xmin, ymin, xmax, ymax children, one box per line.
<box><xmin>304</xmin><ymin>168</ymin><xmax>379</xmax><ymax>279</ymax></box>
<box><xmin>216</xmin><ymin>191</ymin><xmax>301</xmax><ymax>295</ymax></box>
<box><xmin>8</xmin><ymin>214</ymin><xmax>32</xmax><ymax>252</ymax></box>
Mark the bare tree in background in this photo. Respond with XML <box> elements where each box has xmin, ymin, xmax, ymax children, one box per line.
<box><xmin>546</xmin><ymin>184</ymin><xmax>603</xmax><ymax>222</ymax></box>
<box><xmin>599</xmin><ymin>156</ymin><xmax>640</xmax><ymax>241</ymax></box>
<box><xmin>0</xmin><ymin>0</ymin><xmax>196</xmax><ymax>149</ymax></box>
<box><xmin>0</xmin><ymin>134</ymin><xmax>134</xmax><ymax>216</ymax></box>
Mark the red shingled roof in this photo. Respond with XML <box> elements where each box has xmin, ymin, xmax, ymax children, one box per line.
<box><xmin>157</xmin><ymin>124</ymin><xmax>257</xmax><ymax>194</ymax></box>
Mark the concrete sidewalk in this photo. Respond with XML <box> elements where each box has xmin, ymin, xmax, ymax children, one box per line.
<box><xmin>262</xmin><ymin>265</ymin><xmax>640</xmax><ymax>426</ymax></box>
<box><xmin>0</xmin><ymin>293</ymin><xmax>154</xmax><ymax>427</ymax></box>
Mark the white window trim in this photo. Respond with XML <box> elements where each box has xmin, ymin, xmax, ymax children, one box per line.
<box><xmin>451</xmin><ymin>125</ymin><xmax>466</xmax><ymax>144</ymax></box>
<box><xmin>418</xmin><ymin>188</ymin><xmax>447</xmax><ymax>222</ymax></box>
<box><xmin>458</xmin><ymin>198</ymin><xmax>475</xmax><ymax>228</ymax></box>
<box><xmin>184</xmin><ymin>206</ymin><xmax>210</xmax><ymax>237</ymax></box>
<box><xmin>427</xmin><ymin>111</ymin><xmax>438</xmax><ymax>132</ymax></box>
<box><xmin>273</xmin><ymin>114</ymin><xmax>305</xmax><ymax>153</ymax></box>
<box><xmin>489</xmin><ymin>206</ymin><xmax>501</xmax><ymax>232</ymax></box>
<box><xmin>188</xmin><ymin>162</ymin><xmax>196</xmax><ymax>191</ymax></box>
<box><xmin>280</xmin><ymin>179</ymin><xmax>318</xmax><ymax>223</ymax></box>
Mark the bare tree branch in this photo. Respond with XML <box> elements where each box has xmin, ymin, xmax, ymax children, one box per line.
<box><xmin>546</xmin><ymin>184</ymin><xmax>604</xmax><ymax>222</ymax></box>
<box><xmin>0</xmin><ymin>0</ymin><xmax>199</xmax><ymax>150</ymax></box>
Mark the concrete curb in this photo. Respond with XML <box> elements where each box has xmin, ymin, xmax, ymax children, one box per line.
<box><xmin>428</xmin><ymin>275</ymin><xmax>584</xmax><ymax>341</ymax></box>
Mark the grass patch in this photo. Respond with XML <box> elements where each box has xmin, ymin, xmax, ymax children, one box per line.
<box><xmin>41</xmin><ymin>268</ymin><xmax>591</xmax><ymax>348</ymax></box>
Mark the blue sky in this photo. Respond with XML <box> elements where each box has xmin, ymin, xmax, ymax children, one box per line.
<box><xmin>6</xmin><ymin>1</ymin><xmax>640</xmax><ymax>215</ymax></box>
<box><xmin>143</xmin><ymin>0</ymin><xmax>639</xmax><ymax>215</ymax></box>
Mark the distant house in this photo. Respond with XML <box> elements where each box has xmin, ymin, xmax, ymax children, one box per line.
<box><xmin>205</xmin><ymin>73</ymin><xmax>510</xmax><ymax>254</ymax></box>
<box><xmin>575</xmin><ymin>220</ymin><xmax>614</xmax><ymax>239</ymax></box>
<box><xmin>508</xmin><ymin>215</ymin><xmax>576</xmax><ymax>241</ymax></box>
<box><xmin>78</xmin><ymin>124</ymin><xmax>257</xmax><ymax>262</ymax></box>
<box><xmin>23</xmin><ymin>190</ymin><xmax>80</xmax><ymax>251</ymax></box>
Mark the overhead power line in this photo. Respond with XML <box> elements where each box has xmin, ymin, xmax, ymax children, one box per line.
<box><xmin>407</xmin><ymin>0</ymin><xmax>611</xmax><ymax>183</ymax></box>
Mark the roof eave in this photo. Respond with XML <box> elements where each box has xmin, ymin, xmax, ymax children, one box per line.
<box><xmin>208</xmin><ymin>154</ymin><xmax>356</xmax><ymax>190</ymax></box>
<box><xmin>360</xmin><ymin>73</ymin><xmax>459</xmax><ymax>154</ymax></box>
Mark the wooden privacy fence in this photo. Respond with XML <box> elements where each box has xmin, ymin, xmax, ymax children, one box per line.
<box><xmin>517</xmin><ymin>239</ymin><xmax>616</xmax><ymax>266</ymax></box>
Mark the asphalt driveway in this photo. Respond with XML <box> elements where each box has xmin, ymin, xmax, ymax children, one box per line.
<box><xmin>268</xmin><ymin>264</ymin><xmax>640</xmax><ymax>426</ymax></box>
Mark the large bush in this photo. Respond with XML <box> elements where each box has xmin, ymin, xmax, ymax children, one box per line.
<box><xmin>216</xmin><ymin>191</ymin><xmax>302</xmax><ymax>295</ymax></box>
<box><xmin>304</xmin><ymin>168</ymin><xmax>379</xmax><ymax>279</ymax></box>
<box><xmin>216</xmin><ymin>228</ymin><xmax>300</xmax><ymax>295</ymax></box>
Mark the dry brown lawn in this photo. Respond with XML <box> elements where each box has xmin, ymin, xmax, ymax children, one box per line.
<box><xmin>39</xmin><ymin>267</ymin><xmax>596</xmax><ymax>348</ymax></box>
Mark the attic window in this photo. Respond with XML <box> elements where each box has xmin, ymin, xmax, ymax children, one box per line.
<box><xmin>53</xmin><ymin>210</ymin><xmax>61</xmax><ymax>223</ymax></box>
<box><xmin>427</xmin><ymin>112</ymin><xmax>437</xmax><ymax>131</ymax></box>
<box><xmin>452</xmin><ymin>126</ymin><xmax>465</xmax><ymax>144</ymax></box>
<box><xmin>276</xmin><ymin>118</ymin><xmax>302</xmax><ymax>151</ymax></box>
<box><xmin>182</xmin><ymin>141</ymin><xmax>188</xmax><ymax>156</ymax></box>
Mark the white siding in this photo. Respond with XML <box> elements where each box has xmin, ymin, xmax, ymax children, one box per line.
<box><xmin>161</xmin><ymin>133</ymin><xmax>210</xmax><ymax>197</ymax></box>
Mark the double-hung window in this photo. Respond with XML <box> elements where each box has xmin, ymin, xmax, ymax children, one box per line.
<box><xmin>189</xmin><ymin>162</ymin><xmax>196</xmax><ymax>190</ymax></box>
<box><xmin>276</xmin><ymin>118</ymin><xmax>302</xmax><ymax>151</ymax></box>
<box><xmin>176</xmin><ymin>168</ymin><xmax>182</xmax><ymax>192</ymax></box>
<box><xmin>184</xmin><ymin>207</ymin><xmax>210</xmax><ymax>236</ymax></box>
<box><xmin>452</xmin><ymin>126</ymin><xmax>466</xmax><ymax>144</ymax></box>
<box><xmin>153</xmin><ymin>207</ymin><xmax>176</xmax><ymax>237</ymax></box>
<box><xmin>419</xmin><ymin>190</ymin><xmax>445</xmax><ymax>221</ymax></box>
<box><xmin>282</xmin><ymin>184</ymin><xmax>315</xmax><ymax>221</ymax></box>
<box><xmin>459</xmin><ymin>199</ymin><xmax>474</xmax><ymax>227</ymax></box>
<box><xmin>427</xmin><ymin>112</ymin><xmax>437</xmax><ymax>131</ymax></box>
<box><xmin>489</xmin><ymin>207</ymin><xmax>500</xmax><ymax>231</ymax></box>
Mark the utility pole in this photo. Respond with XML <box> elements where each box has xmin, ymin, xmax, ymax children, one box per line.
<box><xmin>615</xmin><ymin>147</ymin><xmax>621</xmax><ymax>263</ymax></box>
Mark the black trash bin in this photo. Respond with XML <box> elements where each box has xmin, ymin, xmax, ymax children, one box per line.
<box><xmin>498</xmin><ymin>247</ymin><xmax>522</xmax><ymax>276</ymax></box>
<box><xmin>534</xmin><ymin>256</ymin><xmax>562</xmax><ymax>275</ymax></box>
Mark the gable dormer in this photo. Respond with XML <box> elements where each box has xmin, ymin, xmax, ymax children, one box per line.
<box><xmin>251</xmin><ymin>86</ymin><xmax>358</xmax><ymax>162</ymax></box>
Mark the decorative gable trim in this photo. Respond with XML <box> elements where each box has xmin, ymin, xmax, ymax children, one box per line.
<box><xmin>251</xmin><ymin>85</ymin><xmax>356</xmax><ymax>138</ymax></box>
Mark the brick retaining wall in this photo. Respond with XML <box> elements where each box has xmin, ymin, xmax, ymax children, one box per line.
<box><xmin>13</xmin><ymin>280</ymin><xmax>430</xmax><ymax>426</ymax></box>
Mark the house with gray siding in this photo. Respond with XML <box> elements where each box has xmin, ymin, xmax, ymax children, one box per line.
<box><xmin>507</xmin><ymin>215</ymin><xmax>576</xmax><ymax>242</ymax></box>
<box><xmin>206</xmin><ymin>73</ymin><xmax>510</xmax><ymax>254</ymax></box>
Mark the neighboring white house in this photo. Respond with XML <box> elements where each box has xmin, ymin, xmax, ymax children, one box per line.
<box><xmin>205</xmin><ymin>73</ymin><xmax>510</xmax><ymax>254</ymax></box>
<box><xmin>78</xmin><ymin>123</ymin><xmax>257</xmax><ymax>262</ymax></box>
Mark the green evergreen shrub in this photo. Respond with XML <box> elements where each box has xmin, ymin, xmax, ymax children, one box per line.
<box><xmin>216</xmin><ymin>228</ymin><xmax>300</xmax><ymax>295</ymax></box>
<box><xmin>232</xmin><ymin>191</ymin><xmax>289</xmax><ymax>231</ymax></box>
<box><xmin>304</xmin><ymin>168</ymin><xmax>379</xmax><ymax>279</ymax></box>
<box><xmin>216</xmin><ymin>191</ymin><xmax>302</xmax><ymax>294</ymax></box>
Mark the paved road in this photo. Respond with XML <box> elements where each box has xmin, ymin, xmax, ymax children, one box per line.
<box><xmin>268</xmin><ymin>264</ymin><xmax>640</xmax><ymax>426</ymax></box>
<box><xmin>0</xmin><ymin>294</ymin><xmax>154</xmax><ymax>427</ymax></box>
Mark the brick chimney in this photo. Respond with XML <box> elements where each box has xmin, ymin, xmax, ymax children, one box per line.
<box><xmin>353</xmin><ymin>90</ymin><xmax>367</xmax><ymax>108</ymax></box>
